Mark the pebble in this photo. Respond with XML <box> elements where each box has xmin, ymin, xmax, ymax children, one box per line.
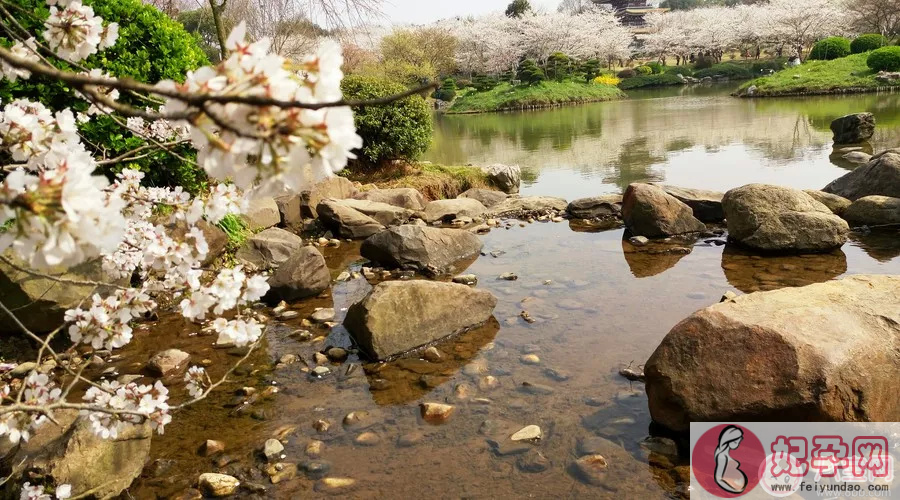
<box><xmin>263</xmin><ymin>438</ymin><xmax>284</xmax><ymax>462</ymax></box>
<box><xmin>313</xmin><ymin>352</ymin><xmax>329</xmax><ymax>365</ymax></box>
<box><xmin>452</xmin><ymin>274</ymin><xmax>478</xmax><ymax>285</ymax></box>
<box><xmin>551</xmin><ymin>216</ymin><xmax>564</xmax><ymax>223</ymax></box>
<box><xmin>305</xmin><ymin>440</ymin><xmax>324</xmax><ymax>458</ymax></box>
<box><xmin>343</xmin><ymin>410</ymin><xmax>376</xmax><ymax>429</ymax></box>
<box><xmin>487</xmin><ymin>438</ymin><xmax>532</xmax><ymax>456</ymax></box>
<box><xmin>278</xmin><ymin>354</ymin><xmax>298</xmax><ymax>365</ymax></box>
<box><xmin>498</xmin><ymin>272</ymin><xmax>518</xmax><ymax>281</ymax></box>
<box><xmin>302</xmin><ymin>459</ymin><xmax>332</xmax><ymax>480</ymax></box>
<box><xmin>520</xmin><ymin>381</ymin><xmax>554</xmax><ymax>395</ymax></box>
<box><xmin>315</xmin><ymin>477</ymin><xmax>356</xmax><ymax>493</ymax></box>
<box><xmin>519</xmin><ymin>311</ymin><xmax>536</xmax><ymax>323</ymax></box>
<box><xmin>543</xmin><ymin>367</ymin><xmax>571</xmax><ymax>381</ymax></box>
<box><xmin>311</xmin><ymin>308</ymin><xmax>336</xmax><ymax>323</ymax></box>
<box><xmin>336</xmin><ymin>271</ymin><xmax>351</xmax><ymax>282</ymax></box>
<box><xmin>520</xmin><ymin>354</ymin><xmax>540</xmax><ymax>365</ymax></box>
<box><xmin>311</xmin><ymin>366</ymin><xmax>331</xmax><ymax>377</ymax></box>
<box><xmin>146</xmin><ymin>349</ymin><xmax>190</xmax><ymax>377</ymax></box>
<box><xmin>423</xmin><ymin>346</ymin><xmax>442</xmax><ymax>362</ymax></box>
<box><xmin>201</xmin><ymin>439</ymin><xmax>225</xmax><ymax>457</ymax></box>
<box><xmin>629</xmin><ymin>236</ymin><xmax>650</xmax><ymax>247</ymax></box>
<box><xmin>197</xmin><ymin>473</ymin><xmax>240</xmax><ymax>497</ymax></box>
<box><xmin>511</xmin><ymin>425</ymin><xmax>542</xmax><ymax>442</ymax></box>
<box><xmin>292</xmin><ymin>329</ymin><xmax>313</xmax><ymax>341</ymax></box>
<box><xmin>574</xmin><ymin>455</ymin><xmax>611</xmax><ymax>486</ymax></box>
<box><xmin>462</xmin><ymin>359</ymin><xmax>488</xmax><ymax>376</ymax></box>
<box><xmin>265</xmin><ymin>462</ymin><xmax>297</xmax><ymax>484</ymax></box>
<box><xmin>355</xmin><ymin>431</ymin><xmax>381</xmax><ymax>446</ymax></box>
<box><xmin>326</xmin><ymin>347</ymin><xmax>348</xmax><ymax>362</ymax></box>
<box><xmin>453</xmin><ymin>383</ymin><xmax>472</xmax><ymax>400</ymax></box>
<box><xmin>278</xmin><ymin>310</ymin><xmax>300</xmax><ymax>319</ymax></box>
<box><xmin>273</xmin><ymin>302</ymin><xmax>288</xmax><ymax>314</ymax></box>
<box><xmin>397</xmin><ymin>431</ymin><xmax>425</xmax><ymax>447</ymax></box>
<box><xmin>720</xmin><ymin>290</ymin><xmax>738</xmax><ymax>302</ymax></box>
<box><xmin>618</xmin><ymin>366</ymin><xmax>645</xmax><ymax>382</ymax></box>
<box><xmin>478</xmin><ymin>375</ymin><xmax>499</xmax><ymax>391</ymax></box>
<box><xmin>420</xmin><ymin>402</ymin><xmax>454</xmax><ymax>423</ymax></box>
<box><xmin>517</xmin><ymin>449</ymin><xmax>551</xmax><ymax>472</ymax></box>
<box><xmin>312</xmin><ymin>419</ymin><xmax>331</xmax><ymax>433</ymax></box>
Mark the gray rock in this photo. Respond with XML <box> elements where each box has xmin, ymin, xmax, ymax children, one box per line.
<box><xmin>300</xmin><ymin>176</ymin><xmax>359</xmax><ymax>218</ymax></box>
<box><xmin>458</xmin><ymin>188</ymin><xmax>508</xmax><ymax>208</ymax></box>
<box><xmin>843</xmin><ymin>151</ymin><xmax>873</xmax><ymax>164</ymax></box>
<box><xmin>803</xmin><ymin>190</ymin><xmax>852</xmax><ymax>216</ymax></box>
<box><xmin>517</xmin><ymin>449</ymin><xmax>551</xmax><ymax>472</ymax></box>
<box><xmin>236</xmin><ymin>227</ymin><xmax>305</xmax><ymax>270</ymax></box>
<box><xmin>311</xmin><ymin>308</ymin><xmax>335</xmax><ymax>323</ymax></box>
<box><xmin>831</xmin><ymin>112</ymin><xmax>875</xmax><ymax>144</ymax></box>
<box><xmin>567</xmin><ymin>195</ymin><xmax>623</xmax><ymax>219</ymax></box>
<box><xmin>823</xmin><ymin>149</ymin><xmax>900</xmax><ymax>200</ymax></box>
<box><xmin>302</xmin><ymin>459</ymin><xmax>332</xmax><ymax>479</ymax></box>
<box><xmin>653</xmin><ymin>184</ymin><xmax>725</xmax><ymax>222</ymax></box>
<box><xmin>265</xmin><ymin>247</ymin><xmax>330</xmax><ymax>302</ymax></box>
<box><xmin>146</xmin><ymin>349</ymin><xmax>190</xmax><ymax>377</ymax></box>
<box><xmin>330</xmin><ymin>198</ymin><xmax>413</xmax><ymax>227</ymax></box>
<box><xmin>842</xmin><ymin>195</ymin><xmax>900</xmax><ymax>226</ymax></box>
<box><xmin>490</xmin><ymin>196</ymin><xmax>568</xmax><ymax>217</ymax></box>
<box><xmin>243</xmin><ymin>197</ymin><xmax>281</xmax><ymax>231</ymax></box>
<box><xmin>452</xmin><ymin>274</ymin><xmax>478</xmax><ymax>285</ymax></box>
<box><xmin>722</xmin><ymin>184</ymin><xmax>848</xmax><ymax>252</ymax></box>
<box><xmin>274</xmin><ymin>193</ymin><xmax>303</xmax><ymax>230</ymax></box>
<box><xmin>645</xmin><ymin>275</ymin><xmax>900</xmax><ymax>431</ymax></box>
<box><xmin>344</xmin><ymin>281</ymin><xmax>497</xmax><ymax>360</ymax></box>
<box><xmin>360</xmin><ymin>225</ymin><xmax>483</xmax><ymax>276</ymax></box>
<box><xmin>422</xmin><ymin>198</ymin><xmax>487</xmax><ymax>224</ymax></box>
<box><xmin>355</xmin><ymin>187</ymin><xmax>426</xmax><ymax>211</ymax></box>
<box><xmin>316</xmin><ymin>199</ymin><xmax>384</xmax><ymax>239</ymax></box>
<box><xmin>263</xmin><ymin>439</ymin><xmax>284</xmax><ymax>462</ymax></box>
<box><xmin>622</xmin><ymin>183</ymin><xmax>706</xmax><ymax>238</ymax></box>
<box><xmin>483</xmin><ymin>164</ymin><xmax>521</xmax><ymax>193</ymax></box>
<box><xmin>198</xmin><ymin>473</ymin><xmax>240</xmax><ymax>497</ymax></box>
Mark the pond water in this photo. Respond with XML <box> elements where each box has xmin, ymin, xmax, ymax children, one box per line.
<box><xmin>129</xmin><ymin>85</ymin><xmax>900</xmax><ymax>499</ymax></box>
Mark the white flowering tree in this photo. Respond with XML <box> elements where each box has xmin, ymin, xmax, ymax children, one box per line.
<box><xmin>0</xmin><ymin>0</ymin><xmax>425</xmax><ymax>496</ymax></box>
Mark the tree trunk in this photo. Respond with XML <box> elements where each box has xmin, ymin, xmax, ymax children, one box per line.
<box><xmin>208</xmin><ymin>0</ymin><xmax>229</xmax><ymax>61</ymax></box>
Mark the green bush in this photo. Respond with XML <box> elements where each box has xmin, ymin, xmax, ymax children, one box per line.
<box><xmin>645</xmin><ymin>61</ymin><xmax>664</xmax><ymax>74</ymax></box>
<box><xmin>617</xmin><ymin>68</ymin><xmax>637</xmax><ymax>79</ymax></box>
<box><xmin>750</xmin><ymin>58</ymin><xmax>787</xmax><ymax>74</ymax></box>
<box><xmin>809</xmin><ymin>37</ymin><xmax>852</xmax><ymax>60</ymax></box>
<box><xmin>867</xmin><ymin>46</ymin><xmax>900</xmax><ymax>72</ymax></box>
<box><xmin>517</xmin><ymin>59</ymin><xmax>546</xmax><ymax>85</ymax></box>
<box><xmin>693</xmin><ymin>63</ymin><xmax>753</xmax><ymax>79</ymax></box>
<box><xmin>578</xmin><ymin>59</ymin><xmax>602</xmax><ymax>82</ymax></box>
<box><xmin>473</xmin><ymin>75</ymin><xmax>499</xmax><ymax>92</ymax></box>
<box><xmin>456</xmin><ymin>78</ymin><xmax>473</xmax><ymax>88</ymax></box>
<box><xmin>340</xmin><ymin>75</ymin><xmax>432</xmax><ymax>166</ymax></box>
<box><xmin>635</xmin><ymin>65</ymin><xmax>653</xmax><ymax>75</ymax></box>
<box><xmin>693</xmin><ymin>56</ymin><xmax>714</xmax><ymax>70</ymax></box>
<box><xmin>545</xmin><ymin>52</ymin><xmax>571</xmax><ymax>81</ymax></box>
<box><xmin>617</xmin><ymin>73</ymin><xmax>683</xmax><ymax>90</ymax></box>
<box><xmin>851</xmin><ymin>34</ymin><xmax>889</xmax><ymax>54</ymax></box>
<box><xmin>434</xmin><ymin>77</ymin><xmax>457</xmax><ymax>101</ymax></box>
<box><xmin>664</xmin><ymin>66</ymin><xmax>693</xmax><ymax>76</ymax></box>
<box><xmin>0</xmin><ymin>0</ymin><xmax>209</xmax><ymax>192</ymax></box>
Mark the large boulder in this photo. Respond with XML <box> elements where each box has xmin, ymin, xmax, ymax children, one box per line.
<box><xmin>344</xmin><ymin>280</ymin><xmax>497</xmax><ymax>360</ymax></box>
<box><xmin>490</xmin><ymin>196</ymin><xmax>568</xmax><ymax>218</ymax></box>
<box><xmin>723</xmin><ymin>184</ymin><xmax>848</xmax><ymax>252</ymax></box>
<box><xmin>274</xmin><ymin>193</ymin><xmax>303</xmax><ymax>230</ymax></box>
<box><xmin>264</xmin><ymin>246</ymin><xmax>330</xmax><ymax>302</ymax></box>
<box><xmin>803</xmin><ymin>190</ymin><xmax>851</xmax><ymax>216</ymax></box>
<box><xmin>621</xmin><ymin>183</ymin><xmax>706</xmax><ymax>238</ymax></box>
<box><xmin>652</xmin><ymin>184</ymin><xmax>724</xmax><ymax>223</ymax></box>
<box><xmin>316</xmin><ymin>199</ymin><xmax>384</xmax><ymax>239</ymax></box>
<box><xmin>355</xmin><ymin>188</ymin><xmax>426</xmax><ymax>211</ymax></box>
<box><xmin>236</xmin><ymin>227</ymin><xmax>305</xmax><ymax>270</ymax></box>
<box><xmin>645</xmin><ymin>275</ymin><xmax>900</xmax><ymax>432</ymax></box>
<box><xmin>458</xmin><ymin>188</ymin><xmax>508</xmax><ymax>208</ymax></box>
<box><xmin>329</xmin><ymin>198</ymin><xmax>412</xmax><ymax>227</ymax></box>
<box><xmin>4</xmin><ymin>411</ymin><xmax>151</xmax><ymax>499</ymax></box>
<box><xmin>842</xmin><ymin>195</ymin><xmax>900</xmax><ymax>226</ymax></box>
<box><xmin>822</xmin><ymin>149</ymin><xmax>900</xmax><ymax>200</ymax></box>
<box><xmin>830</xmin><ymin>112</ymin><xmax>875</xmax><ymax>144</ymax></box>
<box><xmin>567</xmin><ymin>195</ymin><xmax>623</xmax><ymax>219</ymax></box>
<box><xmin>360</xmin><ymin>225</ymin><xmax>483</xmax><ymax>276</ymax></box>
<box><xmin>301</xmin><ymin>176</ymin><xmax>359</xmax><ymax>218</ymax></box>
<box><xmin>422</xmin><ymin>198</ymin><xmax>487</xmax><ymax>224</ymax></box>
<box><xmin>242</xmin><ymin>197</ymin><xmax>281</xmax><ymax>231</ymax></box>
<box><xmin>0</xmin><ymin>255</ymin><xmax>124</xmax><ymax>334</ymax></box>
<box><xmin>482</xmin><ymin>164</ymin><xmax>521</xmax><ymax>194</ymax></box>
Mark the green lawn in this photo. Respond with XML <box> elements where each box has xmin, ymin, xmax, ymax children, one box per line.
<box><xmin>447</xmin><ymin>81</ymin><xmax>624</xmax><ymax>114</ymax></box>
<box><xmin>737</xmin><ymin>53</ymin><xmax>900</xmax><ymax>97</ymax></box>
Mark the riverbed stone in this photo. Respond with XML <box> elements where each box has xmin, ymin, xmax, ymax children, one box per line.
<box><xmin>517</xmin><ymin>449</ymin><xmax>551</xmax><ymax>472</ymax></box>
<box><xmin>265</xmin><ymin>246</ymin><xmax>330</xmax><ymax>302</ymax></box>
<box><xmin>722</xmin><ymin>184</ymin><xmax>848</xmax><ymax>252</ymax></box>
<box><xmin>459</xmin><ymin>188</ymin><xmax>508</xmax><ymax>208</ymax></box>
<box><xmin>330</xmin><ymin>198</ymin><xmax>413</xmax><ymax>227</ymax></box>
<box><xmin>344</xmin><ymin>281</ymin><xmax>497</xmax><ymax>359</ymax></box>
<box><xmin>301</xmin><ymin>176</ymin><xmax>359</xmax><ymax>218</ymax></box>
<box><xmin>567</xmin><ymin>195</ymin><xmax>623</xmax><ymax>219</ymax></box>
<box><xmin>146</xmin><ymin>349</ymin><xmax>190</xmax><ymax>377</ymax></box>
<box><xmin>274</xmin><ymin>193</ymin><xmax>303</xmax><ymax>230</ymax></box>
<box><xmin>236</xmin><ymin>227</ymin><xmax>305</xmax><ymax>270</ymax></box>
<box><xmin>355</xmin><ymin>187</ymin><xmax>426</xmax><ymax>211</ymax></box>
<box><xmin>511</xmin><ymin>425</ymin><xmax>542</xmax><ymax>442</ymax></box>
<box><xmin>823</xmin><ymin>149</ymin><xmax>900</xmax><ymax>200</ymax></box>
<box><xmin>830</xmin><ymin>112</ymin><xmax>875</xmax><ymax>144</ymax></box>
<box><xmin>622</xmin><ymin>183</ymin><xmax>706</xmax><ymax>238</ymax></box>
<box><xmin>243</xmin><ymin>197</ymin><xmax>281</xmax><ymax>231</ymax></box>
<box><xmin>198</xmin><ymin>473</ymin><xmax>240</xmax><ymax>496</ymax></box>
<box><xmin>423</xmin><ymin>198</ymin><xmax>487</xmax><ymax>223</ymax></box>
<box><xmin>803</xmin><ymin>190</ymin><xmax>852</xmax><ymax>216</ymax></box>
<box><xmin>490</xmin><ymin>196</ymin><xmax>569</xmax><ymax>217</ymax></box>
<box><xmin>653</xmin><ymin>184</ymin><xmax>725</xmax><ymax>222</ymax></box>
<box><xmin>360</xmin><ymin>225</ymin><xmax>483</xmax><ymax>276</ymax></box>
<box><xmin>420</xmin><ymin>402</ymin><xmax>455</xmax><ymax>423</ymax></box>
<box><xmin>316</xmin><ymin>199</ymin><xmax>384</xmax><ymax>239</ymax></box>
<box><xmin>315</xmin><ymin>477</ymin><xmax>356</xmax><ymax>494</ymax></box>
<box><xmin>645</xmin><ymin>275</ymin><xmax>900</xmax><ymax>432</ymax></box>
<box><xmin>263</xmin><ymin>439</ymin><xmax>284</xmax><ymax>462</ymax></box>
<box><xmin>843</xmin><ymin>151</ymin><xmax>873</xmax><ymax>164</ymax></box>
<box><xmin>842</xmin><ymin>195</ymin><xmax>900</xmax><ymax>226</ymax></box>
<box><xmin>483</xmin><ymin>163</ymin><xmax>521</xmax><ymax>193</ymax></box>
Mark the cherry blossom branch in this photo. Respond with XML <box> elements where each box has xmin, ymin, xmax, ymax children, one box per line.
<box><xmin>173</xmin><ymin>336</ymin><xmax>262</xmax><ymax>410</ymax></box>
<box><xmin>96</xmin><ymin>140</ymin><xmax>190</xmax><ymax>166</ymax></box>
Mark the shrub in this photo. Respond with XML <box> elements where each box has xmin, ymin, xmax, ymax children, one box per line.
<box><xmin>340</xmin><ymin>75</ymin><xmax>433</xmax><ymax>166</ymax></box>
<box><xmin>617</xmin><ymin>73</ymin><xmax>683</xmax><ymax>90</ymax></box>
<box><xmin>593</xmin><ymin>75</ymin><xmax>621</xmax><ymax>86</ymax></box>
<box><xmin>455</xmin><ymin>78</ymin><xmax>473</xmax><ymax>88</ymax></box>
<box><xmin>517</xmin><ymin>59</ymin><xmax>546</xmax><ymax>85</ymax></box>
<box><xmin>617</xmin><ymin>68</ymin><xmax>637</xmax><ymax>79</ymax></box>
<box><xmin>579</xmin><ymin>59</ymin><xmax>602</xmax><ymax>82</ymax></box>
<box><xmin>693</xmin><ymin>56</ymin><xmax>714</xmax><ymax>70</ymax></box>
<box><xmin>645</xmin><ymin>61</ymin><xmax>664</xmax><ymax>74</ymax></box>
<box><xmin>545</xmin><ymin>52</ymin><xmax>571</xmax><ymax>81</ymax></box>
<box><xmin>434</xmin><ymin>78</ymin><xmax>457</xmax><ymax>101</ymax></box>
<box><xmin>0</xmin><ymin>0</ymin><xmax>210</xmax><ymax>192</ymax></box>
<box><xmin>809</xmin><ymin>37</ymin><xmax>852</xmax><ymax>60</ymax></box>
<box><xmin>635</xmin><ymin>65</ymin><xmax>653</xmax><ymax>75</ymax></box>
<box><xmin>867</xmin><ymin>46</ymin><xmax>900</xmax><ymax>72</ymax></box>
<box><xmin>664</xmin><ymin>66</ymin><xmax>693</xmax><ymax>76</ymax></box>
<box><xmin>473</xmin><ymin>75</ymin><xmax>499</xmax><ymax>92</ymax></box>
<box><xmin>851</xmin><ymin>34</ymin><xmax>889</xmax><ymax>54</ymax></box>
<box><xmin>693</xmin><ymin>63</ymin><xmax>753</xmax><ymax>79</ymax></box>
<box><xmin>750</xmin><ymin>58</ymin><xmax>787</xmax><ymax>74</ymax></box>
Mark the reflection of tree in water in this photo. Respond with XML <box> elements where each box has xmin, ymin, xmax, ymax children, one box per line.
<box><xmin>848</xmin><ymin>229</ymin><xmax>900</xmax><ymax>262</ymax></box>
<box><xmin>602</xmin><ymin>137</ymin><xmax>666</xmax><ymax>190</ymax></box>
<box><xmin>665</xmin><ymin>138</ymin><xmax>694</xmax><ymax>153</ymax></box>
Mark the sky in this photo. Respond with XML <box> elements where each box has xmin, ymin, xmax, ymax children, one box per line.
<box><xmin>379</xmin><ymin>0</ymin><xmax>562</xmax><ymax>25</ymax></box>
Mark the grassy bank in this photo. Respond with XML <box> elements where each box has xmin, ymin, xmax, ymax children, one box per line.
<box><xmin>737</xmin><ymin>53</ymin><xmax>900</xmax><ymax>97</ymax></box>
<box><xmin>447</xmin><ymin>81</ymin><xmax>624</xmax><ymax>114</ymax></box>
<box><xmin>344</xmin><ymin>163</ymin><xmax>492</xmax><ymax>200</ymax></box>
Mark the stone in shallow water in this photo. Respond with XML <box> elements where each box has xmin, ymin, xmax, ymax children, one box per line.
<box><xmin>420</xmin><ymin>402</ymin><xmax>454</xmax><ymax>423</ymax></box>
<box><xmin>146</xmin><ymin>349</ymin><xmax>190</xmax><ymax>378</ymax></box>
<box><xmin>263</xmin><ymin>438</ymin><xmax>284</xmax><ymax>462</ymax></box>
<box><xmin>354</xmin><ymin>431</ymin><xmax>381</xmax><ymax>446</ymax></box>
<box><xmin>305</xmin><ymin>440</ymin><xmax>324</xmax><ymax>457</ymax></box>
<box><xmin>315</xmin><ymin>477</ymin><xmax>356</xmax><ymax>493</ymax></box>
<box><xmin>511</xmin><ymin>425</ymin><xmax>542</xmax><ymax>442</ymax></box>
<box><xmin>265</xmin><ymin>462</ymin><xmax>297</xmax><ymax>484</ymax></box>
<box><xmin>517</xmin><ymin>449</ymin><xmax>551</xmax><ymax>473</ymax></box>
<box><xmin>302</xmin><ymin>459</ymin><xmax>332</xmax><ymax>479</ymax></box>
<box><xmin>311</xmin><ymin>308</ymin><xmax>336</xmax><ymax>323</ymax></box>
<box><xmin>520</xmin><ymin>354</ymin><xmax>540</xmax><ymax>365</ymax></box>
<box><xmin>198</xmin><ymin>473</ymin><xmax>240</xmax><ymax>497</ymax></box>
<box><xmin>574</xmin><ymin>455</ymin><xmax>612</xmax><ymax>488</ymax></box>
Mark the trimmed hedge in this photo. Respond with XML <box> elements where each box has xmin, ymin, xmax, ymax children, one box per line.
<box><xmin>618</xmin><ymin>73</ymin><xmax>683</xmax><ymax>90</ymax></box>
<box><xmin>851</xmin><ymin>34</ymin><xmax>889</xmax><ymax>54</ymax></box>
<box><xmin>693</xmin><ymin>63</ymin><xmax>753</xmax><ymax>80</ymax></box>
<box><xmin>809</xmin><ymin>37</ymin><xmax>851</xmax><ymax>61</ymax></box>
<box><xmin>867</xmin><ymin>46</ymin><xmax>900</xmax><ymax>72</ymax></box>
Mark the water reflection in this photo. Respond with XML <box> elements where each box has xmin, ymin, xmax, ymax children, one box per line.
<box><xmin>622</xmin><ymin>238</ymin><xmax>696</xmax><ymax>278</ymax></box>
<box><xmin>721</xmin><ymin>244</ymin><xmax>848</xmax><ymax>293</ymax></box>
<box><xmin>848</xmin><ymin>229</ymin><xmax>900</xmax><ymax>262</ymax></box>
